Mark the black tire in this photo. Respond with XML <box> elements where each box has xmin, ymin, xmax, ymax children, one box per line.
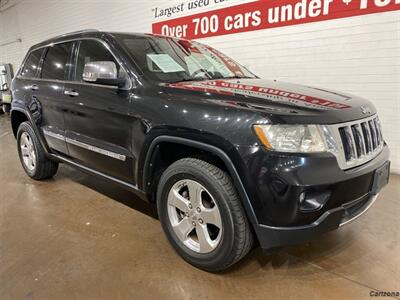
<box><xmin>3</xmin><ymin>104</ymin><xmax>11</xmax><ymax>114</ymax></box>
<box><xmin>157</xmin><ymin>158</ymin><xmax>254</xmax><ymax>272</ymax></box>
<box><xmin>0</xmin><ymin>105</ymin><xmax>3</xmax><ymax>114</ymax></box>
<box><xmin>17</xmin><ymin>121</ymin><xmax>58</xmax><ymax>180</ymax></box>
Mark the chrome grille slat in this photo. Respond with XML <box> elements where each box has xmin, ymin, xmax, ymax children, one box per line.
<box><xmin>340</xmin><ymin>127</ymin><xmax>357</xmax><ymax>160</ymax></box>
<box><xmin>348</xmin><ymin>127</ymin><xmax>358</xmax><ymax>159</ymax></box>
<box><xmin>369</xmin><ymin>120</ymin><xmax>378</xmax><ymax>150</ymax></box>
<box><xmin>327</xmin><ymin>115</ymin><xmax>384</xmax><ymax>170</ymax></box>
<box><xmin>352</xmin><ymin>124</ymin><xmax>366</xmax><ymax>157</ymax></box>
<box><xmin>374</xmin><ymin>118</ymin><xmax>382</xmax><ymax>144</ymax></box>
<box><xmin>362</xmin><ymin>122</ymin><xmax>373</xmax><ymax>153</ymax></box>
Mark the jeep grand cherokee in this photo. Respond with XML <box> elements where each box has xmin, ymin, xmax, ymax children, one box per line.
<box><xmin>10</xmin><ymin>30</ymin><xmax>390</xmax><ymax>271</ymax></box>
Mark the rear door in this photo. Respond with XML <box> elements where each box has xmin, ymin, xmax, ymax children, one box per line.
<box><xmin>62</xmin><ymin>39</ymin><xmax>135</xmax><ymax>183</ymax></box>
<box><xmin>13</xmin><ymin>48</ymin><xmax>44</xmax><ymax>116</ymax></box>
<box><xmin>37</xmin><ymin>42</ymin><xmax>74</xmax><ymax>154</ymax></box>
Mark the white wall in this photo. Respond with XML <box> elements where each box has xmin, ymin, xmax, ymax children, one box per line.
<box><xmin>1</xmin><ymin>0</ymin><xmax>399</xmax><ymax>173</ymax></box>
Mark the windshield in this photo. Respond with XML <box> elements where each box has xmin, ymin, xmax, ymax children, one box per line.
<box><xmin>116</xmin><ymin>34</ymin><xmax>257</xmax><ymax>83</ymax></box>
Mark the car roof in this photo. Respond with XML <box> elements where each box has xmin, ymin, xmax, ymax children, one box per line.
<box><xmin>29</xmin><ymin>29</ymin><xmax>176</xmax><ymax>51</ymax></box>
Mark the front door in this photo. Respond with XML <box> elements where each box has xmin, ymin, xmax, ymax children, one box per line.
<box><xmin>62</xmin><ymin>39</ymin><xmax>135</xmax><ymax>183</ymax></box>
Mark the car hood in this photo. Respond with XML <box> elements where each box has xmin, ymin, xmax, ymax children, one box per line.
<box><xmin>164</xmin><ymin>78</ymin><xmax>376</xmax><ymax>124</ymax></box>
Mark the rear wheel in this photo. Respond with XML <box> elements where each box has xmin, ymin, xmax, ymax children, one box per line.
<box><xmin>17</xmin><ymin>122</ymin><xmax>58</xmax><ymax>180</ymax></box>
<box><xmin>157</xmin><ymin>158</ymin><xmax>254</xmax><ymax>272</ymax></box>
<box><xmin>3</xmin><ymin>104</ymin><xmax>11</xmax><ymax>113</ymax></box>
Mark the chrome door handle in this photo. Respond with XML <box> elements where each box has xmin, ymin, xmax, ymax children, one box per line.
<box><xmin>30</xmin><ymin>84</ymin><xmax>39</xmax><ymax>91</ymax></box>
<box><xmin>64</xmin><ymin>90</ymin><xmax>79</xmax><ymax>97</ymax></box>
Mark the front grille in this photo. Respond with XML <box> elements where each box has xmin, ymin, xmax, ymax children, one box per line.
<box><xmin>328</xmin><ymin>115</ymin><xmax>384</xmax><ymax>170</ymax></box>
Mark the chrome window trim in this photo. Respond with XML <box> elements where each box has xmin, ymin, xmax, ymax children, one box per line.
<box><xmin>16</xmin><ymin>77</ymin><xmax>120</xmax><ymax>90</ymax></box>
<box><xmin>18</xmin><ymin>37</ymin><xmax>134</xmax><ymax>90</ymax></box>
<box><xmin>327</xmin><ymin>114</ymin><xmax>384</xmax><ymax>170</ymax></box>
<box><xmin>42</xmin><ymin>129</ymin><xmax>126</xmax><ymax>162</ymax></box>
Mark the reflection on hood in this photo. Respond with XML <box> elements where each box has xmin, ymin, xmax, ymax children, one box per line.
<box><xmin>168</xmin><ymin>79</ymin><xmax>352</xmax><ymax>111</ymax></box>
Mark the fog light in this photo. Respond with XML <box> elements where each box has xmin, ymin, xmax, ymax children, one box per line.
<box><xmin>300</xmin><ymin>190</ymin><xmax>331</xmax><ymax>212</ymax></box>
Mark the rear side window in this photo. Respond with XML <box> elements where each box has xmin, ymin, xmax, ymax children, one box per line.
<box><xmin>20</xmin><ymin>49</ymin><xmax>43</xmax><ymax>78</ymax></box>
<box><xmin>41</xmin><ymin>42</ymin><xmax>73</xmax><ymax>80</ymax></box>
<box><xmin>74</xmin><ymin>40</ymin><xmax>122</xmax><ymax>81</ymax></box>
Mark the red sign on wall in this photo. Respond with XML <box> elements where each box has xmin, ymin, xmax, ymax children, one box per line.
<box><xmin>152</xmin><ymin>0</ymin><xmax>400</xmax><ymax>39</ymax></box>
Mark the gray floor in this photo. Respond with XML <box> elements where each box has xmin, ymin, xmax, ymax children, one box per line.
<box><xmin>0</xmin><ymin>114</ymin><xmax>399</xmax><ymax>300</ymax></box>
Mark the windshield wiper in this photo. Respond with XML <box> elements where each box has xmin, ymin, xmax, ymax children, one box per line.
<box><xmin>213</xmin><ymin>75</ymin><xmax>255</xmax><ymax>80</ymax></box>
<box><xmin>167</xmin><ymin>75</ymin><xmax>255</xmax><ymax>84</ymax></box>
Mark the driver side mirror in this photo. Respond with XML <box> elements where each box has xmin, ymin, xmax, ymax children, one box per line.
<box><xmin>82</xmin><ymin>61</ymin><xmax>126</xmax><ymax>87</ymax></box>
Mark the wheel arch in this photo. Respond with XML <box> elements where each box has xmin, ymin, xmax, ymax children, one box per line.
<box><xmin>142</xmin><ymin>136</ymin><xmax>259</xmax><ymax>225</ymax></box>
<box><xmin>11</xmin><ymin>108</ymin><xmax>30</xmax><ymax>138</ymax></box>
<box><xmin>11</xmin><ymin>107</ymin><xmax>51</xmax><ymax>154</ymax></box>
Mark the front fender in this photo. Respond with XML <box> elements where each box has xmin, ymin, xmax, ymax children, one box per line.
<box><xmin>140</xmin><ymin>134</ymin><xmax>259</xmax><ymax>226</ymax></box>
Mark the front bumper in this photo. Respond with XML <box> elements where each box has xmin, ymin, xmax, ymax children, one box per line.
<box><xmin>255</xmin><ymin>193</ymin><xmax>379</xmax><ymax>249</ymax></box>
<box><xmin>236</xmin><ymin>143</ymin><xmax>390</xmax><ymax>249</ymax></box>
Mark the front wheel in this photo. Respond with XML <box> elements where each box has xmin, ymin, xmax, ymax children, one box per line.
<box><xmin>157</xmin><ymin>158</ymin><xmax>254</xmax><ymax>272</ymax></box>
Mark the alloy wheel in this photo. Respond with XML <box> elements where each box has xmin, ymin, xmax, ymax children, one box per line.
<box><xmin>20</xmin><ymin>132</ymin><xmax>36</xmax><ymax>172</ymax></box>
<box><xmin>167</xmin><ymin>179</ymin><xmax>222</xmax><ymax>253</ymax></box>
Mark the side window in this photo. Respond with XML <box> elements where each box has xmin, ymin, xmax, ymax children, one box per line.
<box><xmin>41</xmin><ymin>42</ymin><xmax>73</xmax><ymax>80</ymax></box>
<box><xmin>20</xmin><ymin>49</ymin><xmax>43</xmax><ymax>78</ymax></box>
<box><xmin>75</xmin><ymin>40</ymin><xmax>124</xmax><ymax>82</ymax></box>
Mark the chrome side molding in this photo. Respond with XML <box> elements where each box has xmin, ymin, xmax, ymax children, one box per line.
<box><xmin>42</xmin><ymin>128</ymin><xmax>126</xmax><ymax>161</ymax></box>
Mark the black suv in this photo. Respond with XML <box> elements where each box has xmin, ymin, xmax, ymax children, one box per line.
<box><xmin>11</xmin><ymin>30</ymin><xmax>390</xmax><ymax>271</ymax></box>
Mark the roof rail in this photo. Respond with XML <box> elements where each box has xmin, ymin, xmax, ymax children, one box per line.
<box><xmin>62</xmin><ymin>29</ymin><xmax>99</xmax><ymax>35</ymax></box>
<box><xmin>43</xmin><ymin>29</ymin><xmax>100</xmax><ymax>43</ymax></box>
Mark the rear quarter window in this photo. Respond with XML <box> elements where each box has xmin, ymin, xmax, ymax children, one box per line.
<box><xmin>20</xmin><ymin>49</ymin><xmax>44</xmax><ymax>78</ymax></box>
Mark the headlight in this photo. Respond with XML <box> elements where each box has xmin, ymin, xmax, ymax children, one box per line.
<box><xmin>253</xmin><ymin>124</ymin><xmax>327</xmax><ymax>153</ymax></box>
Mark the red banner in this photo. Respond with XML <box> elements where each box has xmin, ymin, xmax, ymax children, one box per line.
<box><xmin>152</xmin><ymin>0</ymin><xmax>400</xmax><ymax>39</ymax></box>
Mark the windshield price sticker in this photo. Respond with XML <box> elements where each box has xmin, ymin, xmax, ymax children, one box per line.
<box><xmin>153</xmin><ymin>0</ymin><xmax>400</xmax><ymax>39</ymax></box>
<box><xmin>147</xmin><ymin>54</ymin><xmax>185</xmax><ymax>73</ymax></box>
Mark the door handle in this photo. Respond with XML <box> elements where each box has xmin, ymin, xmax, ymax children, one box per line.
<box><xmin>30</xmin><ymin>84</ymin><xmax>39</xmax><ymax>91</ymax></box>
<box><xmin>64</xmin><ymin>89</ymin><xmax>79</xmax><ymax>97</ymax></box>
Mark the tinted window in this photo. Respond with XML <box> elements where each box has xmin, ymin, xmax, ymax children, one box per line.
<box><xmin>41</xmin><ymin>42</ymin><xmax>73</xmax><ymax>80</ymax></box>
<box><xmin>75</xmin><ymin>40</ymin><xmax>122</xmax><ymax>82</ymax></box>
<box><xmin>20</xmin><ymin>49</ymin><xmax>43</xmax><ymax>78</ymax></box>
